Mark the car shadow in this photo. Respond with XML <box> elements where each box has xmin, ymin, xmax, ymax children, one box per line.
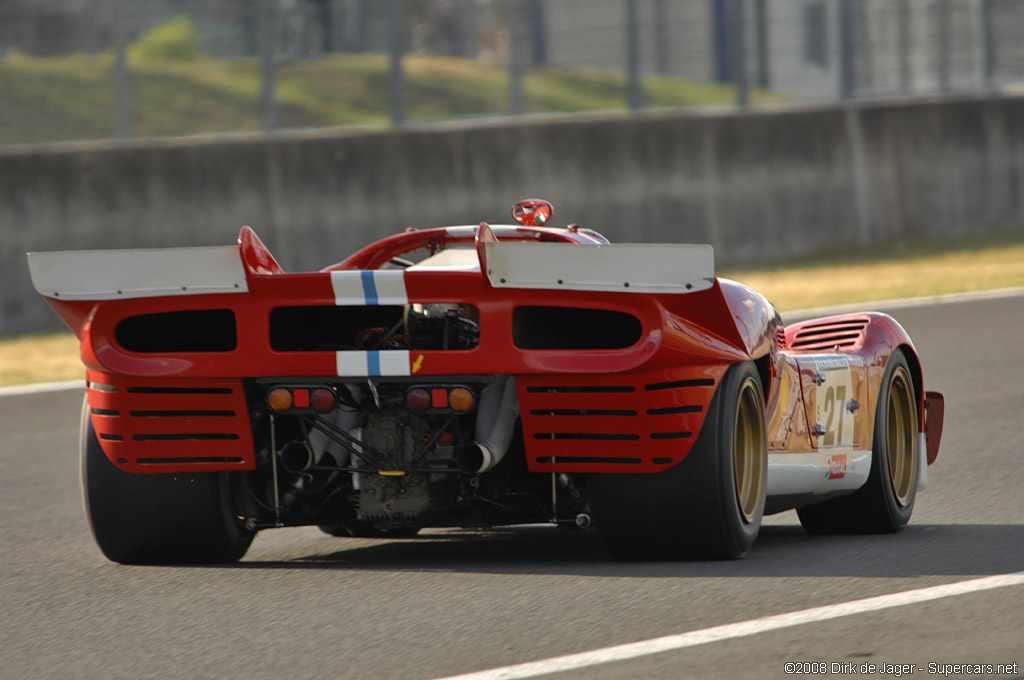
<box><xmin>223</xmin><ymin>522</ymin><xmax>1024</xmax><ymax>579</ymax></box>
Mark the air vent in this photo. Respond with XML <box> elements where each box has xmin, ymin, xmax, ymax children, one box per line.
<box><xmin>519</xmin><ymin>373</ymin><xmax>715</xmax><ymax>471</ymax></box>
<box><xmin>513</xmin><ymin>306</ymin><xmax>642</xmax><ymax>350</ymax></box>
<box><xmin>115</xmin><ymin>309</ymin><xmax>236</xmax><ymax>353</ymax></box>
<box><xmin>789</xmin><ymin>317</ymin><xmax>869</xmax><ymax>351</ymax></box>
<box><xmin>86</xmin><ymin>376</ymin><xmax>254</xmax><ymax>472</ymax></box>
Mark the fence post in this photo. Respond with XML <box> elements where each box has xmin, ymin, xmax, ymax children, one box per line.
<box><xmin>388</xmin><ymin>0</ymin><xmax>405</xmax><ymax>126</ymax></box>
<box><xmin>936</xmin><ymin>0</ymin><xmax>950</xmax><ymax>93</ymax></box>
<box><xmin>728</xmin><ymin>0</ymin><xmax>748</xmax><ymax>109</ymax></box>
<box><xmin>113</xmin><ymin>0</ymin><xmax>133</xmax><ymax>139</ymax></box>
<box><xmin>838</xmin><ymin>0</ymin><xmax>856</xmax><ymax>99</ymax></box>
<box><xmin>387</xmin><ymin>0</ymin><xmax>405</xmax><ymax>125</ymax></box>
<box><xmin>754</xmin><ymin>0</ymin><xmax>770</xmax><ymax>90</ymax></box>
<box><xmin>625</xmin><ymin>0</ymin><xmax>642</xmax><ymax>111</ymax></box>
<box><xmin>259</xmin><ymin>0</ymin><xmax>278</xmax><ymax>132</ymax></box>
<box><xmin>981</xmin><ymin>0</ymin><xmax>996</xmax><ymax>89</ymax></box>
<box><xmin>898</xmin><ymin>0</ymin><xmax>911</xmax><ymax>94</ymax></box>
<box><xmin>508</xmin><ymin>0</ymin><xmax>525</xmax><ymax>115</ymax></box>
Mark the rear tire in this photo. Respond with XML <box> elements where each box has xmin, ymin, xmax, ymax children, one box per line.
<box><xmin>797</xmin><ymin>348</ymin><xmax>918</xmax><ymax>534</ymax></box>
<box><xmin>588</xmin><ymin>361</ymin><xmax>767</xmax><ymax>560</ymax></box>
<box><xmin>80</xmin><ymin>397</ymin><xmax>254</xmax><ymax>564</ymax></box>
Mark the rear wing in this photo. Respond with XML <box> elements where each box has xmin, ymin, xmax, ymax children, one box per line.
<box><xmin>483</xmin><ymin>241</ymin><xmax>714</xmax><ymax>294</ymax></box>
<box><xmin>475</xmin><ymin>221</ymin><xmax>713</xmax><ymax>294</ymax></box>
<box><xmin>27</xmin><ymin>226</ymin><xmax>279</xmax><ymax>301</ymax></box>
<box><xmin>27</xmin><ymin>246</ymin><xmax>248</xmax><ymax>300</ymax></box>
<box><xmin>27</xmin><ymin>224</ymin><xmax>715</xmax><ymax>300</ymax></box>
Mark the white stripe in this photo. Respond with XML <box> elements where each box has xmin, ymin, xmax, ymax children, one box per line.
<box><xmin>330</xmin><ymin>271</ymin><xmax>369</xmax><ymax>306</ymax></box>
<box><xmin>0</xmin><ymin>379</ymin><xmax>83</xmax><ymax>398</ymax></box>
<box><xmin>329</xmin><ymin>270</ymin><xmax>408</xmax><ymax>306</ymax></box>
<box><xmin>376</xmin><ymin>350</ymin><xmax>411</xmax><ymax>376</ymax></box>
<box><xmin>335</xmin><ymin>351</ymin><xmax>411</xmax><ymax>377</ymax></box>
<box><xmin>781</xmin><ymin>286</ymin><xmax>1024</xmax><ymax>323</ymax></box>
<box><xmin>370</xmin><ymin>270</ymin><xmax>409</xmax><ymax>305</ymax></box>
<box><xmin>335</xmin><ymin>351</ymin><xmax>368</xmax><ymax>376</ymax></box>
<box><xmin>432</xmin><ymin>572</ymin><xmax>1024</xmax><ymax>680</ymax></box>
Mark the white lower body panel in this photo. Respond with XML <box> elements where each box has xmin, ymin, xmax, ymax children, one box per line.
<box><xmin>766</xmin><ymin>448</ymin><xmax>872</xmax><ymax>498</ymax></box>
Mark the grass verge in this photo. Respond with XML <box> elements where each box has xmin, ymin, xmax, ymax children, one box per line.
<box><xmin>4</xmin><ymin>230</ymin><xmax>1023</xmax><ymax>387</ymax></box>
<box><xmin>0</xmin><ymin>51</ymin><xmax>770</xmax><ymax>145</ymax></box>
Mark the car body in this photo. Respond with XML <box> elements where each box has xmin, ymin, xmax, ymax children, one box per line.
<box><xmin>28</xmin><ymin>200</ymin><xmax>944</xmax><ymax>563</ymax></box>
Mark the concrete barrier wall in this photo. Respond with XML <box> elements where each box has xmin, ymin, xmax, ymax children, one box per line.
<box><xmin>3</xmin><ymin>95</ymin><xmax>1023</xmax><ymax>336</ymax></box>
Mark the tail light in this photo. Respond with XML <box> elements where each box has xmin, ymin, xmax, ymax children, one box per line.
<box><xmin>405</xmin><ymin>385</ymin><xmax>476</xmax><ymax>413</ymax></box>
<box><xmin>407</xmin><ymin>388</ymin><xmax>431</xmax><ymax>411</ymax></box>
<box><xmin>265</xmin><ymin>385</ymin><xmax>337</xmax><ymax>413</ymax></box>
<box><xmin>449</xmin><ymin>387</ymin><xmax>475</xmax><ymax>412</ymax></box>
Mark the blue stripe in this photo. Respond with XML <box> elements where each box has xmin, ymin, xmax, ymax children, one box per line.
<box><xmin>360</xmin><ymin>270</ymin><xmax>379</xmax><ymax>305</ymax></box>
<box><xmin>367</xmin><ymin>351</ymin><xmax>381</xmax><ymax>376</ymax></box>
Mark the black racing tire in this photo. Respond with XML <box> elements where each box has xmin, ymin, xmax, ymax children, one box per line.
<box><xmin>80</xmin><ymin>397</ymin><xmax>254</xmax><ymax>564</ymax></box>
<box><xmin>588</xmin><ymin>361</ymin><xmax>768</xmax><ymax>560</ymax></box>
<box><xmin>318</xmin><ymin>524</ymin><xmax>421</xmax><ymax>539</ymax></box>
<box><xmin>797</xmin><ymin>348</ymin><xmax>918</xmax><ymax>534</ymax></box>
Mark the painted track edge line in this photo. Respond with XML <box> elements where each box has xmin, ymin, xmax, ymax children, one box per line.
<box><xmin>0</xmin><ymin>379</ymin><xmax>83</xmax><ymax>398</ymax></box>
<box><xmin>432</xmin><ymin>572</ymin><xmax>1024</xmax><ymax>680</ymax></box>
<box><xmin>781</xmin><ymin>286</ymin><xmax>1024</xmax><ymax>323</ymax></box>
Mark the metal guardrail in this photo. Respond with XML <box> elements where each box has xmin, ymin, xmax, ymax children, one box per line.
<box><xmin>1</xmin><ymin>0</ymin><xmax>1022</xmax><ymax>146</ymax></box>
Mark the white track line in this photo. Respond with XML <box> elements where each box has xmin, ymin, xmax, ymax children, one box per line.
<box><xmin>781</xmin><ymin>286</ymin><xmax>1024</xmax><ymax>323</ymax></box>
<box><xmin>0</xmin><ymin>379</ymin><xmax>83</xmax><ymax>398</ymax></box>
<box><xmin>433</xmin><ymin>572</ymin><xmax>1024</xmax><ymax>680</ymax></box>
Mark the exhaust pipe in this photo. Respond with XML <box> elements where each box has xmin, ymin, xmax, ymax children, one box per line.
<box><xmin>280</xmin><ymin>440</ymin><xmax>314</xmax><ymax>473</ymax></box>
<box><xmin>458</xmin><ymin>376</ymin><xmax>519</xmax><ymax>474</ymax></box>
<box><xmin>456</xmin><ymin>442</ymin><xmax>499</xmax><ymax>474</ymax></box>
<box><xmin>307</xmin><ymin>386</ymin><xmax>361</xmax><ymax>467</ymax></box>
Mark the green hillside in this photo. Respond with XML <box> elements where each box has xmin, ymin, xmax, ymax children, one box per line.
<box><xmin>0</xmin><ymin>49</ymin><xmax>763</xmax><ymax>146</ymax></box>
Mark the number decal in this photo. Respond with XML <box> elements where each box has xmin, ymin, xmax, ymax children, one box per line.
<box><xmin>823</xmin><ymin>387</ymin><xmax>835</xmax><ymax>446</ymax></box>
<box><xmin>813</xmin><ymin>359</ymin><xmax>855</xmax><ymax>449</ymax></box>
<box><xmin>834</xmin><ymin>385</ymin><xmax>846</xmax><ymax>443</ymax></box>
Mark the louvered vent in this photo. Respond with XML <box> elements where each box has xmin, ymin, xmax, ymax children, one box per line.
<box><xmin>86</xmin><ymin>376</ymin><xmax>255</xmax><ymax>472</ymax></box>
<box><xmin>520</xmin><ymin>376</ymin><xmax>716</xmax><ymax>470</ymax></box>
<box><xmin>789</xmin><ymin>317</ymin><xmax>869</xmax><ymax>351</ymax></box>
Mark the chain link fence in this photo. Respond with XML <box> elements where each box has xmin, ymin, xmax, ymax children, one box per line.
<box><xmin>2</xmin><ymin>0</ymin><xmax>1023</xmax><ymax>146</ymax></box>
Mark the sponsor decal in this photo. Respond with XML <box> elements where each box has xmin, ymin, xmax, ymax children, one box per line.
<box><xmin>824</xmin><ymin>454</ymin><xmax>847</xmax><ymax>480</ymax></box>
<box><xmin>814</xmin><ymin>356</ymin><xmax>851</xmax><ymax>372</ymax></box>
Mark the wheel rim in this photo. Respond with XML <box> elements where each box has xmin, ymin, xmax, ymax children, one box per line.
<box><xmin>733</xmin><ymin>378</ymin><xmax>767</xmax><ymax>523</ymax></box>
<box><xmin>886</xmin><ymin>367</ymin><xmax>918</xmax><ymax>507</ymax></box>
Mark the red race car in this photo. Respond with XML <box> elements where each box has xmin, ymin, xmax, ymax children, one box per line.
<box><xmin>28</xmin><ymin>200</ymin><xmax>944</xmax><ymax>564</ymax></box>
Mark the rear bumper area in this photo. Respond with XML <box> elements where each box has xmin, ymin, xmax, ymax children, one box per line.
<box><xmin>518</xmin><ymin>365</ymin><xmax>725</xmax><ymax>474</ymax></box>
<box><xmin>86</xmin><ymin>371</ymin><xmax>256</xmax><ymax>473</ymax></box>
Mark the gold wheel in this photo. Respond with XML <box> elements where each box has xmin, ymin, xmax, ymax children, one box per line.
<box><xmin>733</xmin><ymin>377</ymin><xmax>767</xmax><ymax>523</ymax></box>
<box><xmin>886</xmin><ymin>367</ymin><xmax>918</xmax><ymax>507</ymax></box>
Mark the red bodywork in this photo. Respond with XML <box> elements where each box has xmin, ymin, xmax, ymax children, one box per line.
<box><xmin>40</xmin><ymin>224</ymin><xmax>941</xmax><ymax>477</ymax></box>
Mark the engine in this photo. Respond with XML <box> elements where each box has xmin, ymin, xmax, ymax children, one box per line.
<box><xmin>352</xmin><ymin>410</ymin><xmax>444</xmax><ymax>522</ymax></box>
<box><xmin>239</xmin><ymin>306</ymin><xmax>588</xmax><ymax>533</ymax></box>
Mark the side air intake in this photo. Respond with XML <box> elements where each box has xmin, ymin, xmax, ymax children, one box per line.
<box><xmin>788</xmin><ymin>317</ymin><xmax>869</xmax><ymax>351</ymax></box>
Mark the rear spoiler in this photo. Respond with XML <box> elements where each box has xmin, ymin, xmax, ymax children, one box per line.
<box><xmin>27</xmin><ymin>227</ymin><xmax>278</xmax><ymax>301</ymax></box>
<box><xmin>28</xmin><ymin>223</ymin><xmax>715</xmax><ymax>301</ymax></box>
<box><xmin>476</xmin><ymin>222</ymin><xmax>714</xmax><ymax>294</ymax></box>
<box><xmin>27</xmin><ymin>246</ymin><xmax>248</xmax><ymax>301</ymax></box>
